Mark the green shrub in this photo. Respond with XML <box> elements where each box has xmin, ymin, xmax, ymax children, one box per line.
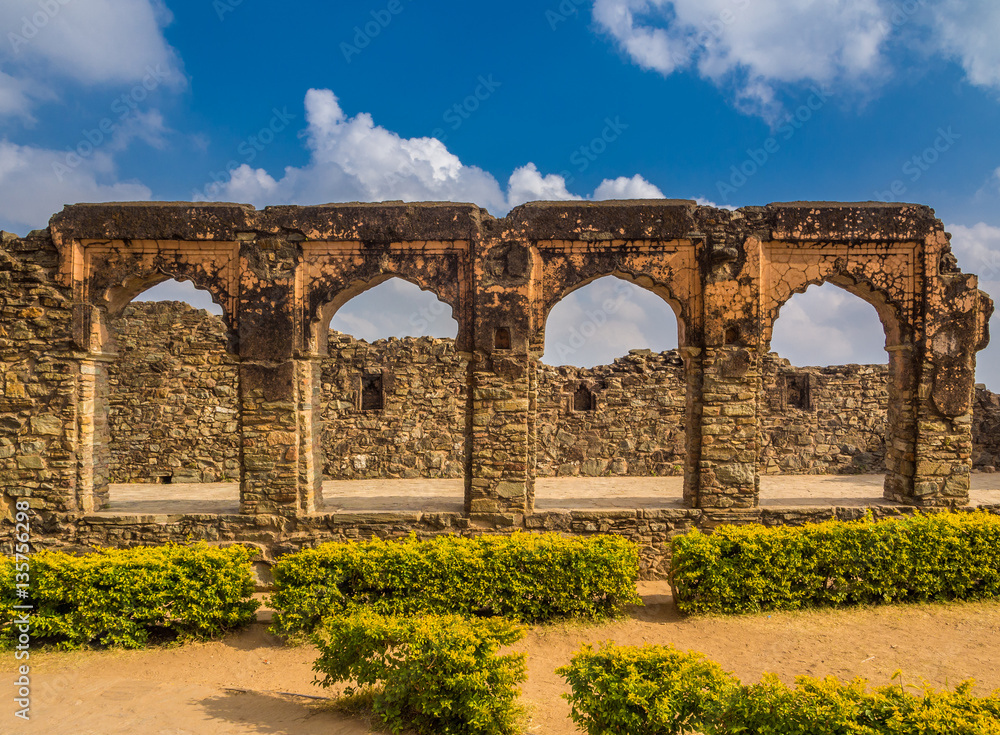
<box><xmin>0</xmin><ymin>543</ymin><xmax>260</xmax><ymax>649</ymax></box>
<box><xmin>270</xmin><ymin>532</ymin><xmax>641</xmax><ymax>637</ymax></box>
<box><xmin>557</xmin><ymin>643</ymin><xmax>737</xmax><ymax>735</ymax></box>
<box><xmin>670</xmin><ymin>512</ymin><xmax>1000</xmax><ymax>614</ymax></box>
<box><xmin>312</xmin><ymin>611</ymin><xmax>526</xmax><ymax>735</ymax></box>
<box><xmin>559</xmin><ymin>643</ymin><xmax>1000</xmax><ymax>735</ymax></box>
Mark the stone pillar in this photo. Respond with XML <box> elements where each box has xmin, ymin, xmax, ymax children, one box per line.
<box><xmin>467</xmin><ymin>238</ymin><xmax>533</xmax><ymax>520</ymax></box>
<box><xmin>897</xmin><ymin>235</ymin><xmax>993</xmax><ymax>505</ymax></box>
<box><xmin>681</xmin><ymin>347</ymin><xmax>703</xmax><ymax>508</ymax></box>
<box><xmin>237</xmin><ymin>237</ymin><xmax>321</xmax><ymax>515</ymax></box>
<box><xmin>295</xmin><ymin>355</ymin><xmax>324</xmax><ymax>513</ymax></box>
<box><xmin>76</xmin><ymin>354</ymin><xmax>113</xmax><ymax>512</ymax></box>
<box><xmin>691</xmin><ymin>234</ymin><xmax>763</xmax><ymax>508</ymax></box>
<box><xmin>882</xmin><ymin>344</ymin><xmax>917</xmax><ymax>502</ymax></box>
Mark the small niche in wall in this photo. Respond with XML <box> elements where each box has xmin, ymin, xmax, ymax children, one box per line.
<box><xmin>494</xmin><ymin>326</ymin><xmax>511</xmax><ymax>350</ymax></box>
<box><xmin>360</xmin><ymin>373</ymin><xmax>384</xmax><ymax>412</ymax></box>
<box><xmin>572</xmin><ymin>383</ymin><xmax>596</xmax><ymax>412</ymax></box>
<box><xmin>781</xmin><ymin>373</ymin><xmax>811</xmax><ymax>411</ymax></box>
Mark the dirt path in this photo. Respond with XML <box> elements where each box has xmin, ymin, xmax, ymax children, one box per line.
<box><xmin>5</xmin><ymin>585</ymin><xmax>1000</xmax><ymax>734</ymax></box>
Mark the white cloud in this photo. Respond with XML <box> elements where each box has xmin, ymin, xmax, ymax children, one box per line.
<box><xmin>769</xmin><ymin>282</ymin><xmax>887</xmax><ymax>367</ymax></box>
<box><xmin>330</xmin><ymin>279</ymin><xmax>458</xmax><ymax>340</ymax></box>
<box><xmin>0</xmin><ymin>71</ymin><xmax>40</xmax><ymax>119</ymax></box>
<box><xmin>507</xmin><ymin>163</ymin><xmax>583</xmax><ymax>207</ymax></box>
<box><xmin>0</xmin><ymin>140</ymin><xmax>150</xmax><ymax>234</ymax></box>
<box><xmin>592</xmin><ymin>0</ymin><xmax>888</xmax><ymax>116</ymax></box>
<box><xmin>590</xmin><ymin>0</ymin><xmax>1000</xmax><ymax>116</ymax></box>
<box><xmin>541</xmin><ymin>276</ymin><xmax>679</xmax><ymax>367</ymax></box>
<box><xmin>203</xmin><ymin>88</ymin><xmax>509</xmax><ymax>213</ymax></box>
<box><xmin>0</xmin><ymin>0</ymin><xmax>182</xmax><ymax>90</ymax></box>
<box><xmin>133</xmin><ymin>279</ymin><xmax>223</xmax><ymax>315</ymax></box>
<box><xmin>928</xmin><ymin>1</ymin><xmax>1000</xmax><ymax>93</ymax></box>
<box><xmin>694</xmin><ymin>196</ymin><xmax>737</xmax><ymax>210</ymax></box>
<box><xmin>593</xmin><ymin>174</ymin><xmax>664</xmax><ymax>199</ymax></box>
<box><xmin>201</xmin><ymin>89</ymin><xmax>669</xmax><ymax>215</ymax></box>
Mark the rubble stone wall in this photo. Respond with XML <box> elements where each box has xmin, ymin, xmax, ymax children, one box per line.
<box><xmin>108</xmin><ymin>302</ymin><xmax>240</xmax><ymax>483</ymax></box>
<box><xmin>321</xmin><ymin>332</ymin><xmax>469</xmax><ymax>479</ymax></box>
<box><xmin>535</xmin><ymin>350</ymin><xmax>687</xmax><ymax>477</ymax></box>
<box><xmin>102</xmin><ymin>305</ymin><xmax>1000</xmax><ymax>484</ymax></box>
<box><xmin>759</xmin><ymin>359</ymin><xmax>890</xmax><ymax>475</ymax></box>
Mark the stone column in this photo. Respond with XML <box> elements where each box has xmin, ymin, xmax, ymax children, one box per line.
<box><xmin>467</xmin><ymin>238</ymin><xmax>533</xmax><ymax>520</ymax></box>
<box><xmin>691</xmin><ymin>234</ymin><xmax>763</xmax><ymax>508</ymax></box>
<box><xmin>237</xmin><ymin>237</ymin><xmax>322</xmax><ymax>515</ymax></box>
<box><xmin>75</xmin><ymin>354</ymin><xmax>113</xmax><ymax>512</ymax></box>
<box><xmin>898</xmin><ymin>235</ymin><xmax>993</xmax><ymax>505</ymax></box>
<box><xmin>882</xmin><ymin>344</ymin><xmax>918</xmax><ymax>502</ymax></box>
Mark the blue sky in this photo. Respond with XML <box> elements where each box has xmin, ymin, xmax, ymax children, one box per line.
<box><xmin>1</xmin><ymin>0</ymin><xmax>998</xmax><ymax>386</ymax></box>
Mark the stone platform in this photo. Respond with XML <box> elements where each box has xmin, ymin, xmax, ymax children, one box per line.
<box><xmin>100</xmin><ymin>474</ymin><xmax>1000</xmax><ymax>517</ymax></box>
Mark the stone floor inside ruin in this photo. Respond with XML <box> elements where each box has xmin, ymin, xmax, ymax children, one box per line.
<box><xmin>97</xmin><ymin>475</ymin><xmax>1000</xmax><ymax>517</ymax></box>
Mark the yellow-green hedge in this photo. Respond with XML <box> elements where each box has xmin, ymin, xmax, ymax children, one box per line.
<box><xmin>270</xmin><ymin>532</ymin><xmax>641</xmax><ymax>637</ymax></box>
<box><xmin>559</xmin><ymin>643</ymin><xmax>1000</xmax><ymax>734</ymax></box>
<box><xmin>670</xmin><ymin>512</ymin><xmax>1000</xmax><ymax>614</ymax></box>
<box><xmin>0</xmin><ymin>543</ymin><xmax>260</xmax><ymax>649</ymax></box>
<box><xmin>313</xmin><ymin>611</ymin><xmax>526</xmax><ymax>735</ymax></box>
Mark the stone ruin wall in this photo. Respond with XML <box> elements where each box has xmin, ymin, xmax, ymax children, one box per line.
<box><xmin>534</xmin><ymin>350</ymin><xmax>687</xmax><ymax>477</ymax></box>
<box><xmin>104</xmin><ymin>302</ymin><xmax>1000</xmax><ymax>484</ymax></box>
<box><xmin>108</xmin><ymin>302</ymin><xmax>240</xmax><ymax>484</ymax></box>
<box><xmin>759</xmin><ymin>359</ymin><xmax>889</xmax><ymax>475</ymax></box>
<box><xmin>322</xmin><ymin>331</ymin><xmax>469</xmax><ymax>480</ymax></box>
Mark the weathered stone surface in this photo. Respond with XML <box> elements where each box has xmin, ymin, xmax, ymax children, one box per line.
<box><xmin>0</xmin><ymin>201</ymin><xmax>993</xmax><ymax>551</ymax></box>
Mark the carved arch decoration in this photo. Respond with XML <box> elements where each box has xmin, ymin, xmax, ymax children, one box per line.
<box><xmin>58</xmin><ymin>238</ymin><xmax>240</xmax><ymax>355</ymax></box>
<box><xmin>761</xmin><ymin>241</ymin><xmax>917</xmax><ymax>351</ymax></box>
<box><xmin>529</xmin><ymin>239</ymin><xmax>701</xmax><ymax>355</ymax></box>
<box><xmin>299</xmin><ymin>240</ymin><xmax>472</xmax><ymax>356</ymax></box>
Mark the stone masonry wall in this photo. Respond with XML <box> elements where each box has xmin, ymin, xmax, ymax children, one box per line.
<box><xmin>0</xmin><ymin>232</ymin><xmax>79</xmax><ymax>519</ymax></box>
<box><xmin>108</xmin><ymin>302</ymin><xmax>240</xmax><ymax>483</ymax></box>
<box><xmin>322</xmin><ymin>332</ymin><xmax>469</xmax><ymax>479</ymax></box>
<box><xmin>102</xmin><ymin>305</ymin><xmax>1000</xmax><ymax>482</ymax></box>
<box><xmin>535</xmin><ymin>349</ymin><xmax>687</xmax><ymax>477</ymax></box>
<box><xmin>759</xmin><ymin>357</ymin><xmax>890</xmax><ymax>475</ymax></box>
<box><xmin>973</xmin><ymin>386</ymin><xmax>1000</xmax><ymax>472</ymax></box>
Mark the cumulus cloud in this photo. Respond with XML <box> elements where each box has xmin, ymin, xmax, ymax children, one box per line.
<box><xmin>0</xmin><ymin>0</ymin><xmax>182</xmax><ymax>92</ymax></box>
<box><xmin>542</xmin><ymin>276</ymin><xmax>679</xmax><ymax>367</ymax></box>
<box><xmin>593</xmin><ymin>174</ymin><xmax>665</xmax><ymax>199</ymax></box>
<box><xmin>592</xmin><ymin>0</ymin><xmax>888</xmax><ymax>116</ymax></box>
<box><xmin>201</xmin><ymin>89</ymin><xmax>667</xmax><ymax>215</ymax></box>
<box><xmin>203</xmin><ymin>88</ymin><xmax>509</xmax><ymax>213</ymax></box>
<box><xmin>329</xmin><ymin>279</ymin><xmax>458</xmax><ymax>340</ymax></box>
<box><xmin>769</xmin><ymin>283</ymin><xmax>888</xmax><ymax>367</ymax></box>
<box><xmin>928</xmin><ymin>1</ymin><xmax>1000</xmax><ymax>93</ymax></box>
<box><xmin>0</xmin><ymin>140</ymin><xmax>150</xmax><ymax>234</ymax></box>
<box><xmin>507</xmin><ymin>163</ymin><xmax>583</xmax><ymax>207</ymax></box>
<box><xmin>590</xmin><ymin>0</ymin><xmax>1000</xmax><ymax>117</ymax></box>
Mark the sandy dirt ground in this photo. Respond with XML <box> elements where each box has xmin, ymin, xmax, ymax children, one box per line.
<box><xmin>4</xmin><ymin>583</ymin><xmax>1000</xmax><ymax>735</ymax></box>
